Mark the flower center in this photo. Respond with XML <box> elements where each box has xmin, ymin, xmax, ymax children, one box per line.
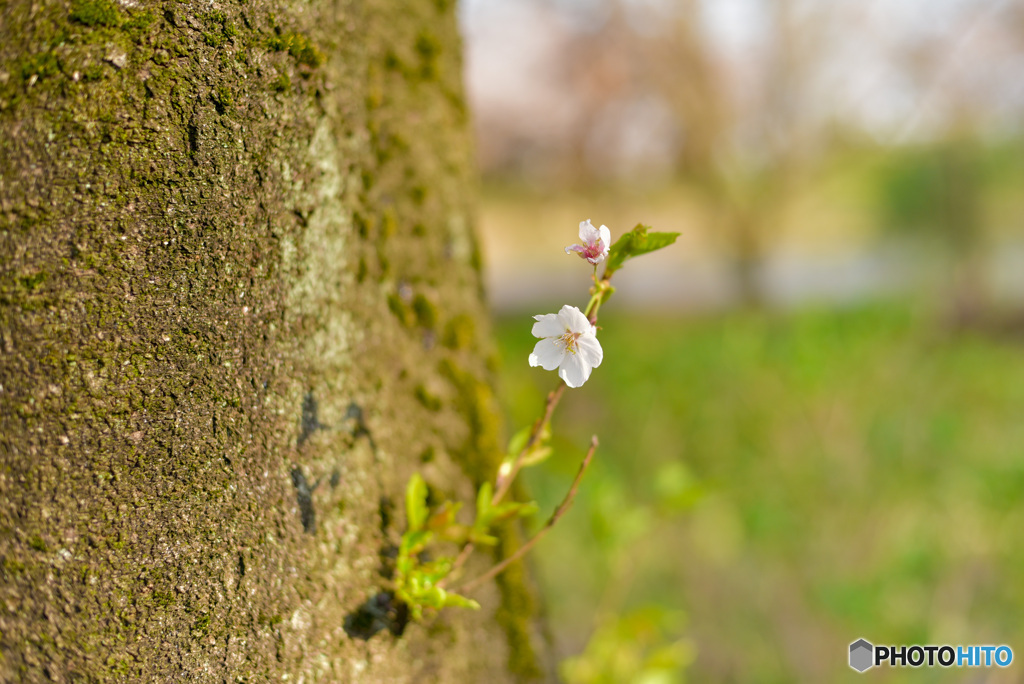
<box><xmin>560</xmin><ymin>330</ymin><xmax>581</xmax><ymax>354</ymax></box>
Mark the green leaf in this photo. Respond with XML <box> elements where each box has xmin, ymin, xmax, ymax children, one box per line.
<box><xmin>420</xmin><ymin>585</ymin><xmax>446</xmax><ymax>608</ymax></box>
<box><xmin>476</xmin><ymin>481</ymin><xmax>493</xmax><ymax>522</ymax></box>
<box><xmin>443</xmin><ymin>591</ymin><xmax>481</xmax><ymax>610</ymax></box>
<box><xmin>491</xmin><ymin>500</ymin><xmax>539</xmax><ymax>522</ymax></box>
<box><xmin>420</xmin><ymin>559</ymin><xmax>454</xmax><ymax>584</ymax></box>
<box><xmin>394</xmin><ymin>551</ymin><xmax>477</xmax><ymax>619</ymax></box>
<box><xmin>520</xmin><ymin>445</ymin><xmax>552</xmax><ymax>468</ymax></box>
<box><xmin>405</xmin><ymin>473</ymin><xmax>429</xmax><ymax>532</ymax></box>
<box><xmin>467</xmin><ymin>529</ymin><xmax>499</xmax><ymax>546</ymax></box>
<box><xmin>604</xmin><ymin>224</ymin><xmax>680</xmax><ymax>276</ymax></box>
<box><xmin>506</xmin><ymin>424</ymin><xmax>532</xmax><ymax>456</ymax></box>
<box><xmin>507</xmin><ymin>422</ymin><xmax>551</xmax><ymax>458</ymax></box>
<box><xmin>505</xmin><ymin>422</ymin><xmax>552</xmax><ymax>470</ymax></box>
<box><xmin>436</xmin><ymin>522</ymin><xmax>471</xmax><ymax>544</ymax></box>
<box><xmin>399</xmin><ymin>529</ymin><xmax>433</xmax><ymax>557</ymax></box>
<box><xmin>426</xmin><ymin>501</ymin><xmax>462</xmax><ymax>533</ymax></box>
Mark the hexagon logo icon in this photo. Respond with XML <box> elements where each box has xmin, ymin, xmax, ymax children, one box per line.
<box><xmin>850</xmin><ymin>638</ymin><xmax>874</xmax><ymax>672</ymax></box>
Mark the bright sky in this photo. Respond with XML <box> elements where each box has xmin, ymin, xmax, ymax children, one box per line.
<box><xmin>459</xmin><ymin>0</ymin><xmax>1023</xmax><ymax>145</ymax></box>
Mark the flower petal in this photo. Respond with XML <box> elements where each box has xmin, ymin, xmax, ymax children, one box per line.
<box><xmin>529</xmin><ymin>338</ymin><xmax>564</xmax><ymax>370</ymax></box>
<box><xmin>564</xmin><ymin>244</ymin><xmax>585</xmax><ymax>255</ymax></box>
<box><xmin>558</xmin><ymin>349</ymin><xmax>591</xmax><ymax>388</ymax></box>
<box><xmin>598</xmin><ymin>225</ymin><xmax>611</xmax><ymax>248</ymax></box>
<box><xmin>531</xmin><ymin>313</ymin><xmax>563</xmax><ymax>339</ymax></box>
<box><xmin>558</xmin><ymin>305</ymin><xmax>592</xmax><ymax>334</ymax></box>
<box><xmin>578</xmin><ymin>219</ymin><xmax>599</xmax><ymax>244</ymax></box>
<box><xmin>576</xmin><ymin>333</ymin><xmax>603</xmax><ymax>369</ymax></box>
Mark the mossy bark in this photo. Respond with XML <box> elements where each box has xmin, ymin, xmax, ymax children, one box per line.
<box><xmin>0</xmin><ymin>0</ymin><xmax>549</xmax><ymax>681</ymax></box>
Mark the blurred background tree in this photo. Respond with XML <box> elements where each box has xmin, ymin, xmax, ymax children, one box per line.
<box><xmin>459</xmin><ymin>0</ymin><xmax>1024</xmax><ymax>681</ymax></box>
<box><xmin>464</xmin><ymin>0</ymin><xmax>1024</xmax><ymax>310</ymax></box>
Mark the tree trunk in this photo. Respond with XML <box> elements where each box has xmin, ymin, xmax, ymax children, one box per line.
<box><xmin>0</xmin><ymin>1</ymin><xmax>548</xmax><ymax>681</ymax></box>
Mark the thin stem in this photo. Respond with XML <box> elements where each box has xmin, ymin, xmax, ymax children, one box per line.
<box><xmin>438</xmin><ymin>383</ymin><xmax>567</xmax><ymax>588</ymax></box>
<box><xmin>455</xmin><ymin>435</ymin><xmax>599</xmax><ymax>594</ymax></box>
<box><xmin>439</xmin><ymin>536</ymin><xmax>475</xmax><ymax>589</ymax></box>
<box><xmin>493</xmin><ymin>383</ymin><xmax>565</xmax><ymax>505</ymax></box>
<box><xmin>585</xmin><ymin>275</ymin><xmax>613</xmax><ymax>325</ymax></box>
<box><xmin>587</xmin><ymin>296</ymin><xmax>603</xmax><ymax>326</ymax></box>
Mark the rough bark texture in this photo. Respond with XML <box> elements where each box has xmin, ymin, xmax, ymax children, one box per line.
<box><xmin>0</xmin><ymin>0</ymin><xmax>548</xmax><ymax>681</ymax></box>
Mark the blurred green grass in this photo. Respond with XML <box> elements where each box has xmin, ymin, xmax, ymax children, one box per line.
<box><xmin>493</xmin><ymin>301</ymin><xmax>1024</xmax><ymax>683</ymax></box>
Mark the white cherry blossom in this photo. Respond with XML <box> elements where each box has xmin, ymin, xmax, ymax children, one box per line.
<box><xmin>564</xmin><ymin>219</ymin><xmax>611</xmax><ymax>265</ymax></box>
<box><xmin>528</xmin><ymin>305</ymin><xmax>603</xmax><ymax>388</ymax></box>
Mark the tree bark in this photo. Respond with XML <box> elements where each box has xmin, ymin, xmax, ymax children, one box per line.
<box><xmin>0</xmin><ymin>0</ymin><xmax>547</xmax><ymax>680</ymax></box>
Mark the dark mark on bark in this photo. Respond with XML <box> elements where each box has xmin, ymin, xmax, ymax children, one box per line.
<box><xmin>378</xmin><ymin>495</ymin><xmax>393</xmax><ymax>532</ymax></box>
<box><xmin>290</xmin><ymin>467</ymin><xmax>322</xmax><ymax>534</ymax></box>
<box><xmin>378</xmin><ymin>496</ymin><xmax>397</xmax><ymax>579</ymax></box>
<box><xmin>187</xmin><ymin>121</ymin><xmax>199</xmax><ymax>155</ymax></box>
<box><xmin>378</xmin><ymin>544</ymin><xmax>398</xmax><ymax>581</ymax></box>
<box><xmin>298</xmin><ymin>392</ymin><xmax>329</xmax><ymax>446</ymax></box>
<box><xmin>346</xmin><ymin>402</ymin><xmax>377</xmax><ymax>452</ymax></box>
<box><xmin>343</xmin><ymin>591</ymin><xmax>409</xmax><ymax>640</ymax></box>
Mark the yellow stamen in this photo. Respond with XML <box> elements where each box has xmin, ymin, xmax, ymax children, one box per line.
<box><xmin>560</xmin><ymin>330</ymin><xmax>581</xmax><ymax>354</ymax></box>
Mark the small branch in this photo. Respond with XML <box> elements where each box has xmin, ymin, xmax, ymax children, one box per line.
<box><xmin>585</xmin><ymin>276</ymin><xmax>612</xmax><ymax>326</ymax></box>
<box><xmin>438</xmin><ymin>383</ymin><xmax>567</xmax><ymax>589</ymax></box>
<box><xmin>455</xmin><ymin>435</ymin><xmax>598</xmax><ymax>594</ymax></box>
<box><xmin>493</xmin><ymin>383</ymin><xmax>565</xmax><ymax>505</ymax></box>
<box><xmin>439</xmin><ymin>540</ymin><xmax>474</xmax><ymax>589</ymax></box>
